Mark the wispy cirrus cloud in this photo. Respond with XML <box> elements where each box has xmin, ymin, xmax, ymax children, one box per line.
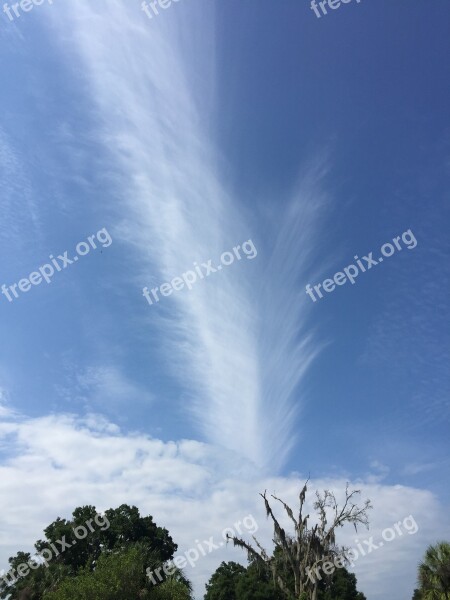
<box><xmin>0</xmin><ymin>387</ymin><xmax>15</xmax><ymax>419</ymax></box>
<box><xmin>41</xmin><ymin>0</ymin><xmax>328</xmax><ymax>472</ymax></box>
<box><xmin>0</xmin><ymin>128</ymin><xmax>41</xmax><ymax>246</ymax></box>
<box><xmin>360</xmin><ymin>234</ymin><xmax>450</xmax><ymax>432</ymax></box>
<box><xmin>55</xmin><ymin>364</ymin><xmax>154</xmax><ymax>413</ymax></box>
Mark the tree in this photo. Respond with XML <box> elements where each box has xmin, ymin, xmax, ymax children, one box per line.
<box><xmin>227</xmin><ymin>481</ymin><xmax>371</xmax><ymax>600</ymax></box>
<box><xmin>416</xmin><ymin>542</ymin><xmax>450</xmax><ymax>600</ymax></box>
<box><xmin>44</xmin><ymin>544</ymin><xmax>192</xmax><ymax>600</ymax></box>
<box><xmin>236</xmin><ymin>561</ymin><xmax>285</xmax><ymax>600</ymax></box>
<box><xmin>204</xmin><ymin>560</ymin><xmax>283</xmax><ymax>600</ymax></box>
<box><xmin>318</xmin><ymin>567</ymin><xmax>366</xmax><ymax>600</ymax></box>
<box><xmin>204</xmin><ymin>561</ymin><xmax>247</xmax><ymax>600</ymax></box>
<box><xmin>0</xmin><ymin>504</ymin><xmax>181</xmax><ymax>600</ymax></box>
<box><xmin>204</xmin><ymin>559</ymin><xmax>365</xmax><ymax>600</ymax></box>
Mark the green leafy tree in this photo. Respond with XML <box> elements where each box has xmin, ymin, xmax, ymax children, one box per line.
<box><xmin>416</xmin><ymin>541</ymin><xmax>450</xmax><ymax>600</ymax></box>
<box><xmin>204</xmin><ymin>561</ymin><xmax>247</xmax><ymax>600</ymax></box>
<box><xmin>204</xmin><ymin>559</ymin><xmax>365</xmax><ymax>600</ymax></box>
<box><xmin>0</xmin><ymin>504</ymin><xmax>179</xmax><ymax>600</ymax></box>
<box><xmin>44</xmin><ymin>544</ymin><xmax>192</xmax><ymax>600</ymax></box>
<box><xmin>204</xmin><ymin>560</ymin><xmax>283</xmax><ymax>600</ymax></box>
<box><xmin>236</xmin><ymin>562</ymin><xmax>285</xmax><ymax>600</ymax></box>
<box><xmin>318</xmin><ymin>568</ymin><xmax>366</xmax><ymax>600</ymax></box>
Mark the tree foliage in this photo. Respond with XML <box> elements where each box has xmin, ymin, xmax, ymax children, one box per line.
<box><xmin>204</xmin><ymin>559</ymin><xmax>366</xmax><ymax>600</ymax></box>
<box><xmin>44</xmin><ymin>544</ymin><xmax>191</xmax><ymax>600</ymax></box>
<box><xmin>204</xmin><ymin>561</ymin><xmax>247</xmax><ymax>600</ymax></box>
<box><xmin>317</xmin><ymin>568</ymin><xmax>366</xmax><ymax>600</ymax></box>
<box><xmin>0</xmin><ymin>504</ymin><xmax>187</xmax><ymax>600</ymax></box>
<box><xmin>415</xmin><ymin>541</ymin><xmax>450</xmax><ymax>600</ymax></box>
<box><xmin>204</xmin><ymin>560</ymin><xmax>283</xmax><ymax>600</ymax></box>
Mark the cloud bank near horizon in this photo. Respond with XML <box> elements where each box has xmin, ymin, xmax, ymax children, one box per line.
<box><xmin>0</xmin><ymin>408</ymin><xmax>445</xmax><ymax>600</ymax></box>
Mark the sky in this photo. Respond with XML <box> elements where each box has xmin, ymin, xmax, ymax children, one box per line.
<box><xmin>0</xmin><ymin>0</ymin><xmax>449</xmax><ymax>598</ymax></box>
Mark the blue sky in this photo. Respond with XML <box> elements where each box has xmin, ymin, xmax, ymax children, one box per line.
<box><xmin>0</xmin><ymin>1</ymin><xmax>449</xmax><ymax>598</ymax></box>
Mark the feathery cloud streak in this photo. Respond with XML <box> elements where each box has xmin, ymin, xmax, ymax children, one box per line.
<box><xmin>45</xmin><ymin>0</ymin><xmax>326</xmax><ymax>471</ymax></box>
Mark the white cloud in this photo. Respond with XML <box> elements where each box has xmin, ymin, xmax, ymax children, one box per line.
<box><xmin>0</xmin><ymin>411</ymin><xmax>447</xmax><ymax>600</ymax></box>
<box><xmin>401</xmin><ymin>462</ymin><xmax>441</xmax><ymax>476</ymax></box>
<box><xmin>40</xmin><ymin>0</ymin><xmax>331</xmax><ymax>472</ymax></box>
<box><xmin>77</xmin><ymin>365</ymin><xmax>154</xmax><ymax>408</ymax></box>
<box><xmin>53</xmin><ymin>363</ymin><xmax>155</xmax><ymax>416</ymax></box>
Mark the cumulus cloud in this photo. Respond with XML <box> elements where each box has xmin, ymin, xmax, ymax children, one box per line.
<box><xmin>0</xmin><ymin>411</ymin><xmax>447</xmax><ymax>600</ymax></box>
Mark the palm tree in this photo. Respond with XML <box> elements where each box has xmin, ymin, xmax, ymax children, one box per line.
<box><xmin>417</xmin><ymin>541</ymin><xmax>450</xmax><ymax>600</ymax></box>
